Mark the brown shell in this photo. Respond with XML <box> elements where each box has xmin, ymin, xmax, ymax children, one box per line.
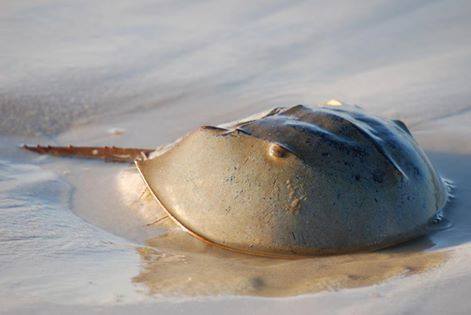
<box><xmin>136</xmin><ymin>105</ymin><xmax>448</xmax><ymax>256</ymax></box>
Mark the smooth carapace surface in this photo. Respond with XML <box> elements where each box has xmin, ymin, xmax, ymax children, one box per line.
<box><xmin>136</xmin><ymin>104</ymin><xmax>448</xmax><ymax>256</ymax></box>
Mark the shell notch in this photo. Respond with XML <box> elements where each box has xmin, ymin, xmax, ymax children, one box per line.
<box><xmin>136</xmin><ymin>104</ymin><xmax>449</xmax><ymax>257</ymax></box>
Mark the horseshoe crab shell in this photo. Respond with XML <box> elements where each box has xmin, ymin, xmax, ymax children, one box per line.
<box><xmin>136</xmin><ymin>104</ymin><xmax>448</xmax><ymax>256</ymax></box>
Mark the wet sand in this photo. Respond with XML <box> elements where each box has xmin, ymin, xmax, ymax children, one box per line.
<box><xmin>135</xmin><ymin>231</ymin><xmax>448</xmax><ymax>297</ymax></box>
<box><xmin>1</xmin><ymin>0</ymin><xmax>471</xmax><ymax>314</ymax></box>
<box><xmin>2</xmin><ymin>106</ymin><xmax>470</xmax><ymax>314</ymax></box>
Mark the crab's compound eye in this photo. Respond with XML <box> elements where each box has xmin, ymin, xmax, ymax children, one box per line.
<box><xmin>269</xmin><ymin>143</ymin><xmax>289</xmax><ymax>159</ymax></box>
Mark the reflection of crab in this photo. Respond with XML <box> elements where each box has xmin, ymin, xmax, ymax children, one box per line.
<box><xmin>23</xmin><ymin>103</ymin><xmax>449</xmax><ymax>257</ymax></box>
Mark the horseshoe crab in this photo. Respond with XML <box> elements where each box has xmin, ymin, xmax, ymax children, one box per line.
<box><xmin>23</xmin><ymin>103</ymin><xmax>449</xmax><ymax>256</ymax></box>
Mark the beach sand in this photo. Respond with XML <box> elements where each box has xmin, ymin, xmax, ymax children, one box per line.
<box><xmin>1</xmin><ymin>1</ymin><xmax>471</xmax><ymax>314</ymax></box>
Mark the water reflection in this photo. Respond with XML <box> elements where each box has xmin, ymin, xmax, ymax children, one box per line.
<box><xmin>134</xmin><ymin>227</ymin><xmax>447</xmax><ymax>297</ymax></box>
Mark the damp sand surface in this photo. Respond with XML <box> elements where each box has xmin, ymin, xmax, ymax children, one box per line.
<box><xmin>2</xmin><ymin>102</ymin><xmax>470</xmax><ymax>315</ymax></box>
<box><xmin>1</xmin><ymin>0</ymin><xmax>471</xmax><ymax>314</ymax></box>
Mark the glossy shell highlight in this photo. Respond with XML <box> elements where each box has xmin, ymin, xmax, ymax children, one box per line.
<box><xmin>136</xmin><ymin>105</ymin><xmax>448</xmax><ymax>256</ymax></box>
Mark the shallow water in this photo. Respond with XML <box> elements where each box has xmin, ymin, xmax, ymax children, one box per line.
<box><xmin>1</xmin><ymin>0</ymin><xmax>471</xmax><ymax>314</ymax></box>
<box><xmin>0</xmin><ymin>157</ymin><xmax>145</xmax><ymax>307</ymax></box>
<box><xmin>135</xmin><ymin>230</ymin><xmax>448</xmax><ymax>297</ymax></box>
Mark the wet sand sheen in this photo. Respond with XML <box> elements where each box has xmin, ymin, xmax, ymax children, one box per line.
<box><xmin>134</xmin><ymin>230</ymin><xmax>447</xmax><ymax>297</ymax></box>
<box><xmin>1</xmin><ymin>0</ymin><xmax>471</xmax><ymax>312</ymax></box>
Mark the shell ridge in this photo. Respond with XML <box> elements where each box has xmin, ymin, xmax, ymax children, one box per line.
<box><xmin>320</xmin><ymin>107</ymin><xmax>409</xmax><ymax>179</ymax></box>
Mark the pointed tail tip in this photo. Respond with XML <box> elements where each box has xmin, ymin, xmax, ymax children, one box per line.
<box><xmin>21</xmin><ymin>144</ymin><xmax>43</xmax><ymax>152</ymax></box>
<box><xmin>20</xmin><ymin>144</ymin><xmax>33</xmax><ymax>150</ymax></box>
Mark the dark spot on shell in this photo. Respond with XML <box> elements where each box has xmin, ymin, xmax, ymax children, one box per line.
<box><xmin>250</xmin><ymin>277</ymin><xmax>266</xmax><ymax>290</ymax></box>
<box><xmin>269</xmin><ymin>143</ymin><xmax>289</xmax><ymax>158</ymax></box>
<box><xmin>225</xmin><ymin>175</ymin><xmax>235</xmax><ymax>182</ymax></box>
<box><xmin>347</xmin><ymin>274</ymin><xmax>366</xmax><ymax>280</ymax></box>
<box><xmin>372</xmin><ymin>170</ymin><xmax>385</xmax><ymax>183</ymax></box>
<box><xmin>404</xmin><ymin>266</ymin><xmax>418</xmax><ymax>273</ymax></box>
<box><xmin>413</xmin><ymin>166</ymin><xmax>421</xmax><ymax>177</ymax></box>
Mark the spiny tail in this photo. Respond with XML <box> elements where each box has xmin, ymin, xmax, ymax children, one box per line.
<box><xmin>22</xmin><ymin>144</ymin><xmax>154</xmax><ymax>163</ymax></box>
